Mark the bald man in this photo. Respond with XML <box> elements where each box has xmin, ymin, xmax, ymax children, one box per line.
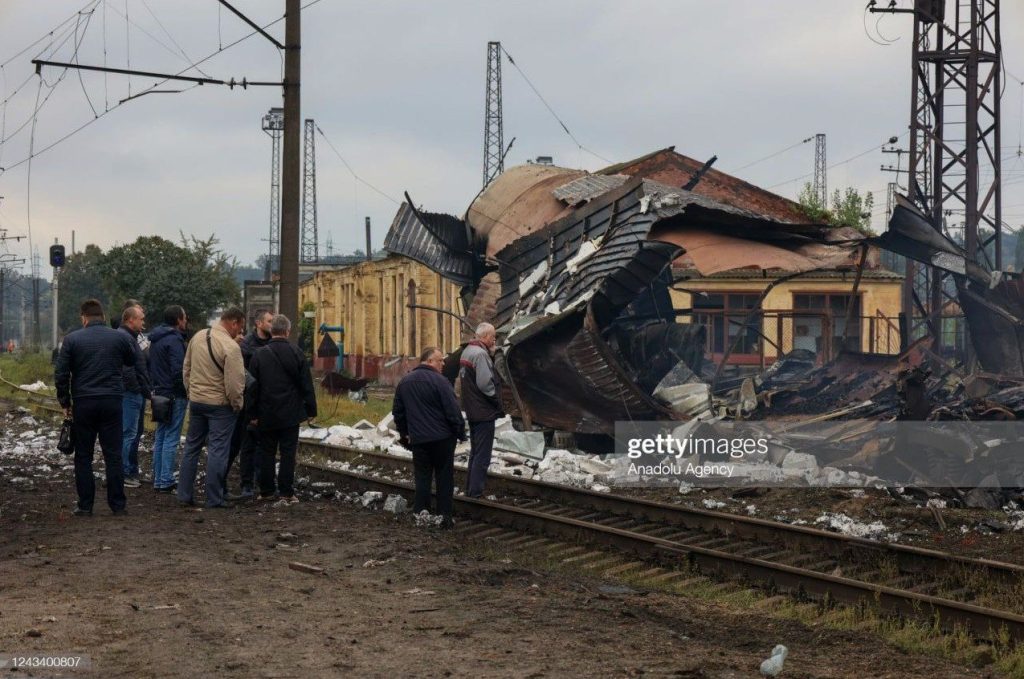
<box><xmin>459</xmin><ymin>323</ymin><xmax>503</xmax><ymax>498</ymax></box>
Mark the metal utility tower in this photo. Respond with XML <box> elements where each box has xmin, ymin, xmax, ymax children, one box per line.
<box><xmin>262</xmin><ymin>107</ymin><xmax>285</xmax><ymax>280</ymax></box>
<box><xmin>300</xmin><ymin>118</ymin><xmax>318</xmax><ymax>264</ymax></box>
<box><xmin>813</xmin><ymin>133</ymin><xmax>827</xmax><ymax>207</ymax></box>
<box><xmin>482</xmin><ymin>41</ymin><xmax>504</xmax><ymax>188</ymax></box>
<box><xmin>873</xmin><ymin>0</ymin><xmax>1002</xmax><ymax>355</ymax></box>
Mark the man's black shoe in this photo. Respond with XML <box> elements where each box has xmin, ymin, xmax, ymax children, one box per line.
<box><xmin>208</xmin><ymin>502</ymin><xmax>234</xmax><ymax>509</ymax></box>
<box><xmin>112</xmin><ymin>509</ymin><xmax>128</xmax><ymax>516</ymax></box>
<box><xmin>72</xmin><ymin>507</ymin><xmax>92</xmax><ymax>517</ymax></box>
<box><xmin>178</xmin><ymin>499</ymin><xmax>196</xmax><ymax>507</ymax></box>
<box><xmin>155</xmin><ymin>485</ymin><xmax>177</xmax><ymax>493</ymax></box>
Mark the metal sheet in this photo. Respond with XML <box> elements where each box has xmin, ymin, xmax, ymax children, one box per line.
<box><xmin>383</xmin><ymin>202</ymin><xmax>475</xmax><ymax>286</ymax></box>
<box><xmin>552</xmin><ymin>174</ymin><xmax>630</xmax><ymax>206</ymax></box>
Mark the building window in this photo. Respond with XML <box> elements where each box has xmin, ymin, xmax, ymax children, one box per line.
<box><xmin>792</xmin><ymin>293</ymin><xmax>861</xmax><ymax>354</ymax></box>
<box><xmin>693</xmin><ymin>293</ymin><xmax>762</xmax><ymax>355</ymax></box>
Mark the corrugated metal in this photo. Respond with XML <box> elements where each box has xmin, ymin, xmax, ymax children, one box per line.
<box><xmin>551</xmin><ymin>174</ymin><xmax>629</xmax><ymax>206</ymax></box>
<box><xmin>383</xmin><ymin>202</ymin><xmax>475</xmax><ymax>286</ymax></box>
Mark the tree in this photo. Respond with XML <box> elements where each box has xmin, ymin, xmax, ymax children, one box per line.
<box><xmin>98</xmin><ymin>234</ymin><xmax>240</xmax><ymax>331</ymax></box>
<box><xmin>57</xmin><ymin>244</ymin><xmax>109</xmax><ymax>333</ymax></box>
<box><xmin>798</xmin><ymin>183</ymin><xmax>875</xmax><ymax>235</ymax></box>
<box><xmin>1015</xmin><ymin>229</ymin><xmax>1024</xmax><ymax>273</ymax></box>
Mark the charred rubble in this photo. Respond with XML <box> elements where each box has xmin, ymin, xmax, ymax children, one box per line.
<box><xmin>383</xmin><ymin>148</ymin><xmax>1024</xmax><ymax>507</ymax></box>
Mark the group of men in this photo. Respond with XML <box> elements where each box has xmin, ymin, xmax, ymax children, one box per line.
<box><xmin>392</xmin><ymin>322</ymin><xmax>502</xmax><ymax>528</ymax></box>
<box><xmin>55</xmin><ymin>299</ymin><xmax>316</xmax><ymax>516</ymax></box>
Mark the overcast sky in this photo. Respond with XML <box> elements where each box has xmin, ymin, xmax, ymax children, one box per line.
<box><xmin>1</xmin><ymin>0</ymin><xmax>1022</xmax><ymax>279</ymax></box>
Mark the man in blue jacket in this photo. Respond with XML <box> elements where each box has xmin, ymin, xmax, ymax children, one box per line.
<box><xmin>393</xmin><ymin>347</ymin><xmax>466</xmax><ymax>527</ymax></box>
<box><xmin>55</xmin><ymin>299</ymin><xmax>147</xmax><ymax>516</ymax></box>
<box><xmin>118</xmin><ymin>305</ymin><xmax>152</xmax><ymax>487</ymax></box>
<box><xmin>147</xmin><ymin>305</ymin><xmax>189</xmax><ymax>492</ymax></box>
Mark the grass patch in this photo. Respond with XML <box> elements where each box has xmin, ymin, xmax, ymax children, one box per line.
<box><xmin>312</xmin><ymin>387</ymin><xmax>393</xmax><ymax>428</ymax></box>
<box><xmin>0</xmin><ymin>353</ymin><xmax>55</xmax><ymax>388</ymax></box>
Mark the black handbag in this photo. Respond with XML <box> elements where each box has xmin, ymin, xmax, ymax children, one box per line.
<box><xmin>57</xmin><ymin>418</ymin><xmax>75</xmax><ymax>455</ymax></box>
<box><xmin>151</xmin><ymin>394</ymin><xmax>173</xmax><ymax>423</ymax></box>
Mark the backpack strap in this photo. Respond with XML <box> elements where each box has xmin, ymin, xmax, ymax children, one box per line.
<box><xmin>206</xmin><ymin>329</ymin><xmax>224</xmax><ymax>373</ymax></box>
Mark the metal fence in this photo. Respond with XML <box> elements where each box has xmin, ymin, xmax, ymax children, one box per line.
<box><xmin>688</xmin><ymin>310</ymin><xmax>904</xmax><ymax>369</ymax></box>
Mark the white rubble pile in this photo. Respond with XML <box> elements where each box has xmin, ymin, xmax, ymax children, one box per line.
<box><xmin>814</xmin><ymin>512</ymin><xmax>896</xmax><ymax>541</ymax></box>
<box><xmin>19</xmin><ymin>380</ymin><xmax>49</xmax><ymax>393</ymax></box>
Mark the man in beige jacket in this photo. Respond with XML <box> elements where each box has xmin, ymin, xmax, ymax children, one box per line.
<box><xmin>177</xmin><ymin>307</ymin><xmax>246</xmax><ymax>509</ymax></box>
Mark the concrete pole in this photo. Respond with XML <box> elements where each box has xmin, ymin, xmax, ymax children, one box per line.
<box><xmin>278</xmin><ymin>0</ymin><xmax>301</xmax><ymax>336</ymax></box>
<box><xmin>51</xmin><ymin>269</ymin><xmax>59</xmax><ymax>348</ymax></box>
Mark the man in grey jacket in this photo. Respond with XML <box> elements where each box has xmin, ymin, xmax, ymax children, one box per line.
<box><xmin>459</xmin><ymin>323</ymin><xmax>503</xmax><ymax>498</ymax></box>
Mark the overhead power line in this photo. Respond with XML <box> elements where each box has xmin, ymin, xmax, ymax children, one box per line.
<box><xmin>499</xmin><ymin>44</ymin><xmax>612</xmax><ymax>165</ymax></box>
<box><xmin>0</xmin><ymin>0</ymin><xmax>324</xmax><ymax>176</ymax></box>
<box><xmin>730</xmin><ymin>136</ymin><xmax>814</xmax><ymax>173</ymax></box>
<box><xmin>767</xmin><ymin>131</ymin><xmax>909</xmax><ymax>190</ymax></box>
<box><xmin>314</xmin><ymin>124</ymin><xmax>400</xmax><ymax>205</ymax></box>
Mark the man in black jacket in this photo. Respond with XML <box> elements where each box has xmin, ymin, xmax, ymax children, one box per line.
<box><xmin>147</xmin><ymin>305</ymin><xmax>188</xmax><ymax>492</ymax></box>
<box><xmin>226</xmin><ymin>309</ymin><xmax>273</xmax><ymax>499</ymax></box>
<box><xmin>247</xmin><ymin>314</ymin><xmax>317</xmax><ymax>503</ymax></box>
<box><xmin>55</xmin><ymin>299</ymin><xmax>147</xmax><ymax>516</ymax></box>
<box><xmin>118</xmin><ymin>304</ymin><xmax>152</xmax><ymax>487</ymax></box>
<box><xmin>393</xmin><ymin>347</ymin><xmax>466</xmax><ymax>526</ymax></box>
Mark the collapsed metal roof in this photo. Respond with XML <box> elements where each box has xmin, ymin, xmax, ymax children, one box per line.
<box><xmin>383</xmin><ymin>148</ymin><xmax>873</xmax><ymax>444</ymax></box>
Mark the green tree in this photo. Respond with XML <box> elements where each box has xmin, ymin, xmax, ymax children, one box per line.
<box><xmin>1014</xmin><ymin>229</ymin><xmax>1024</xmax><ymax>273</ymax></box>
<box><xmin>56</xmin><ymin>244</ymin><xmax>110</xmax><ymax>334</ymax></box>
<box><xmin>98</xmin><ymin>234</ymin><xmax>240</xmax><ymax>331</ymax></box>
<box><xmin>797</xmin><ymin>183</ymin><xmax>875</xmax><ymax>235</ymax></box>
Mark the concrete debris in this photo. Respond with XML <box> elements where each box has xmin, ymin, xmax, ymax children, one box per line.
<box><xmin>377</xmin><ymin>413</ymin><xmax>396</xmax><ymax>434</ymax></box>
<box><xmin>413</xmin><ymin>510</ymin><xmax>444</xmax><ymax>528</ymax></box>
<box><xmin>493</xmin><ymin>430</ymin><xmax>546</xmax><ymax>460</ymax></box>
<box><xmin>299</xmin><ymin>427</ymin><xmax>329</xmax><ymax>441</ymax></box>
<box><xmin>814</xmin><ymin>512</ymin><xmax>895</xmax><ymax>541</ymax></box>
<box><xmin>702</xmin><ymin>499</ymin><xmax>727</xmax><ymax>510</ymax></box>
<box><xmin>360</xmin><ymin>491</ymin><xmax>384</xmax><ymax>508</ymax></box>
<box><xmin>19</xmin><ymin>380</ymin><xmax>49</xmax><ymax>392</ymax></box>
<box><xmin>383</xmin><ymin>494</ymin><xmax>409</xmax><ymax>514</ymax></box>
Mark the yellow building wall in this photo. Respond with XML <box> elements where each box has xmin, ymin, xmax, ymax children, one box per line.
<box><xmin>299</xmin><ymin>256</ymin><xmax>463</xmax><ymax>358</ymax></box>
<box><xmin>669</xmin><ymin>277</ymin><xmax>903</xmax><ymax>355</ymax></box>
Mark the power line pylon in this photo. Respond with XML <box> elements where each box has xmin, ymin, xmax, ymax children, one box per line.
<box><xmin>812</xmin><ymin>133</ymin><xmax>827</xmax><ymax>207</ymax></box>
<box><xmin>301</xmin><ymin>118</ymin><xmax>318</xmax><ymax>264</ymax></box>
<box><xmin>262</xmin><ymin>107</ymin><xmax>285</xmax><ymax>281</ymax></box>
<box><xmin>872</xmin><ymin>0</ymin><xmax>1002</xmax><ymax>358</ymax></box>
<box><xmin>482</xmin><ymin>41</ymin><xmax>504</xmax><ymax>188</ymax></box>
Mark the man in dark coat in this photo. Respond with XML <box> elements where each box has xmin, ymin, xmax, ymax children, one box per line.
<box><xmin>393</xmin><ymin>347</ymin><xmax>466</xmax><ymax>526</ymax></box>
<box><xmin>226</xmin><ymin>309</ymin><xmax>273</xmax><ymax>499</ymax></box>
<box><xmin>55</xmin><ymin>299</ymin><xmax>147</xmax><ymax>516</ymax></box>
<box><xmin>247</xmin><ymin>314</ymin><xmax>317</xmax><ymax>503</ymax></box>
<box><xmin>147</xmin><ymin>305</ymin><xmax>188</xmax><ymax>492</ymax></box>
<box><xmin>117</xmin><ymin>304</ymin><xmax>152</xmax><ymax>488</ymax></box>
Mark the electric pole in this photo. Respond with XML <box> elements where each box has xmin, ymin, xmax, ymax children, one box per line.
<box><xmin>483</xmin><ymin>41</ymin><xmax>504</xmax><ymax>187</ymax></box>
<box><xmin>278</xmin><ymin>0</ymin><xmax>301</xmax><ymax>334</ymax></box>
<box><xmin>812</xmin><ymin>133</ymin><xmax>827</xmax><ymax>207</ymax></box>
<box><xmin>871</xmin><ymin>0</ymin><xmax>1002</xmax><ymax>359</ymax></box>
<box><xmin>301</xmin><ymin>118</ymin><xmax>318</xmax><ymax>264</ymax></box>
<box><xmin>262</xmin><ymin>107</ymin><xmax>284</xmax><ymax>282</ymax></box>
<box><xmin>31</xmin><ymin>248</ymin><xmax>41</xmax><ymax>351</ymax></box>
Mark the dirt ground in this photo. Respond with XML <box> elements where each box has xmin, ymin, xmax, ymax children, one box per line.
<box><xmin>0</xmin><ymin>405</ymin><xmax>999</xmax><ymax>678</ymax></box>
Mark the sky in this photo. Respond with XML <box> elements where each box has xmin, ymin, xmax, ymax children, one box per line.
<box><xmin>0</xmin><ymin>0</ymin><xmax>1022</xmax><ymax>280</ymax></box>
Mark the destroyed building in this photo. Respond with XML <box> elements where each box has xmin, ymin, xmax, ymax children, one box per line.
<box><xmin>384</xmin><ymin>147</ymin><xmax>896</xmax><ymax>450</ymax></box>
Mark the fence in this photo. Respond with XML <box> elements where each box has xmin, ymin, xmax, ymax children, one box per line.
<box><xmin>688</xmin><ymin>309</ymin><xmax>903</xmax><ymax>369</ymax></box>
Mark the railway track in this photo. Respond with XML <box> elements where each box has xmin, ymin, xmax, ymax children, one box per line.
<box><xmin>298</xmin><ymin>440</ymin><xmax>1024</xmax><ymax>642</ymax></box>
<box><xmin>0</xmin><ymin>373</ymin><xmax>63</xmax><ymax>417</ymax></box>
